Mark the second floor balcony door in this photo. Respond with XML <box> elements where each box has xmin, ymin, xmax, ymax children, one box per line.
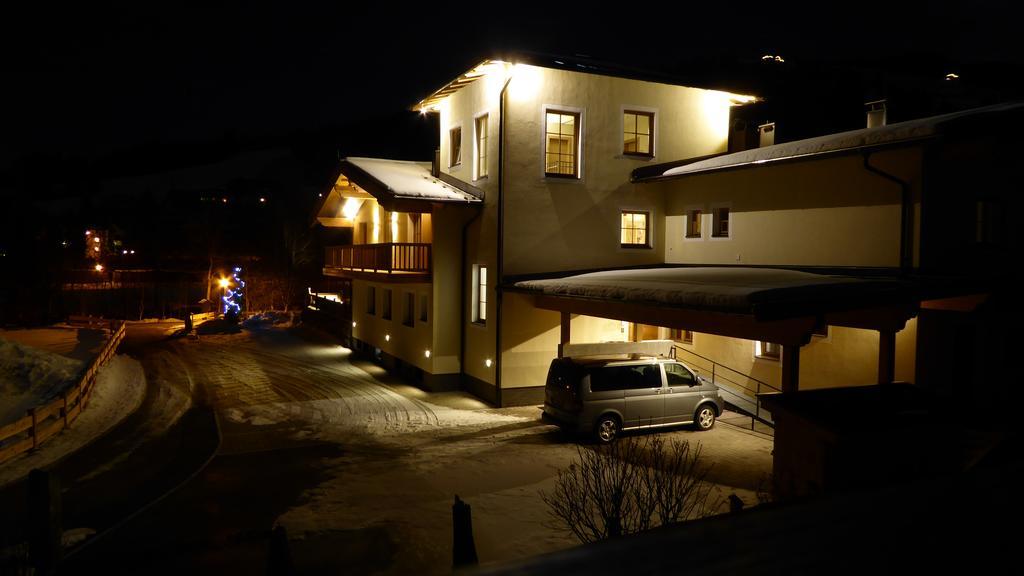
<box><xmin>411</xmin><ymin>214</ymin><xmax>422</xmax><ymax>243</ymax></box>
<box><xmin>359</xmin><ymin>222</ymin><xmax>368</xmax><ymax>244</ymax></box>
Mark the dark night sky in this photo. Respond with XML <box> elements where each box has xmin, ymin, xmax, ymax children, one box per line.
<box><xmin>0</xmin><ymin>3</ymin><xmax>1018</xmax><ymax>176</ymax></box>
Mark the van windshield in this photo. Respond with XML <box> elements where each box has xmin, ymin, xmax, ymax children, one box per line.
<box><xmin>588</xmin><ymin>364</ymin><xmax>661</xmax><ymax>392</ymax></box>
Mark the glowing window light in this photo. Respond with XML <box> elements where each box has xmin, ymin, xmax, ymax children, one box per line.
<box><xmin>93</xmin><ymin>246</ymin><xmax>100</xmax><ymax>252</ymax></box>
<box><xmin>341</xmin><ymin>197</ymin><xmax>362</xmax><ymax>220</ymax></box>
<box><xmin>259</xmin><ymin>197</ymin><xmax>266</xmax><ymax>203</ymax></box>
<box><xmin>85</xmin><ymin>230</ymin><xmax>91</xmax><ymax>236</ymax></box>
<box><xmin>93</xmin><ymin>237</ymin><xmax>100</xmax><ymax>243</ymax></box>
<box><xmin>945</xmin><ymin>73</ymin><xmax>960</xmax><ymax>80</ymax></box>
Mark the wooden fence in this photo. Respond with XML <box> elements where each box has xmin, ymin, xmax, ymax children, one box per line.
<box><xmin>0</xmin><ymin>321</ymin><xmax>127</xmax><ymax>465</ymax></box>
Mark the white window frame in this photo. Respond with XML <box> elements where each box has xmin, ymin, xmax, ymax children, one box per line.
<box><xmin>540</xmin><ymin>104</ymin><xmax>585</xmax><ymax>182</ymax></box>
<box><xmin>472</xmin><ymin>264</ymin><xmax>487</xmax><ymax>325</ymax></box>
<box><xmin>619</xmin><ymin>208</ymin><xmax>654</xmax><ymax>250</ymax></box>
<box><xmin>448</xmin><ymin>122</ymin><xmax>464</xmax><ymax>170</ymax></box>
<box><xmin>619</xmin><ymin>105</ymin><xmax>658</xmax><ymax>160</ymax></box>
<box><xmin>683</xmin><ymin>203</ymin><xmax>706</xmax><ymax>242</ymax></box>
<box><xmin>474</xmin><ymin>112</ymin><xmax>489</xmax><ymax>181</ymax></box>
<box><xmin>710</xmin><ymin>201</ymin><xmax>732</xmax><ymax>241</ymax></box>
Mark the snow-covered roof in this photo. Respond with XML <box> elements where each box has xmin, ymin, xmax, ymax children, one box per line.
<box><xmin>639</xmin><ymin>101</ymin><xmax>1024</xmax><ymax>181</ymax></box>
<box><xmin>341</xmin><ymin>157</ymin><xmax>482</xmax><ymax>204</ymax></box>
<box><xmin>514</xmin><ymin>267</ymin><xmax>909</xmax><ymax>316</ymax></box>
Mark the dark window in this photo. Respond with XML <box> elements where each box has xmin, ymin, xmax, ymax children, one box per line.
<box><xmin>588</xmin><ymin>364</ymin><xmax>662</xmax><ymax>392</ymax></box>
<box><xmin>686</xmin><ymin>210</ymin><xmax>702</xmax><ymax>238</ymax></box>
<box><xmin>450</xmin><ymin>126</ymin><xmax>462</xmax><ymax>167</ymax></box>
<box><xmin>419</xmin><ymin>293</ymin><xmax>429</xmax><ymax>323</ymax></box>
<box><xmin>713</xmin><ymin>207</ymin><xmax>730</xmax><ymax>238</ymax></box>
<box><xmin>382</xmin><ymin>289</ymin><xmax>392</xmax><ymax>320</ymax></box>
<box><xmin>670</xmin><ymin>328</ymin><xmax>694</xmax><ymax>344</ymax></box>
<box><xmin>366</xmin><ymin>287</ymin><xmax>376</xmax><ymax>315</ymax></box>
<box><xmin>756</xmin><ymin>341</ymin><xmax>780</xmax><ymax>360</ymax></box>
<box><xmin>665</xmin><ymin>363</ymin><xmax>696</xmax><ymax>386</ymax></box>
<box><xmin>976</xmin><ymin>200</ymin><xmax>1002</xmax><ymax>244</ymax></box>
<box><xmin>545</xmin><ymin>110</ymin><xmax>580</xmax><ymax>178</ymax></box>
<box><xmin>402</xmin><ymin>292</ymin><xmax>415</xmax><ymax>327</ymax></box>
<box><xmin>623</xmin><ymin>110</ymin><xmax>654</xmax><ymax>156</ymax></box>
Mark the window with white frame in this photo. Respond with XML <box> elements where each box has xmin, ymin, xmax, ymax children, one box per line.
<box><xmin>472</xmin><ymin>265</ymin><xmax>487</xmax><ymax>324</ymax></box>
<box><xmin>475</xmin><ymin>114</ymin><xmax>488</xmax><ymax>179</ymax></box>
<box><xmin>620</xmin><ymin>211</ymin><xmax>651</xmax><ymax>248</ymax></box>
<box><xmin>686</xmin><ymin>209</ymin><xmax>703</xmax><ymax>238</ymax></box>
<box><xmin>623</xmin><ymin>110</ymin><xmax>654</xmax><ymax>157</ymax></box>
<box><xmin>544</xmin><ymin>109</ymin><xmax>580</xmax><ymax>178</ymax></box>
<box><xmin>713</xmin><ymin>206</ymin><xmax>730</xmax><ymax>238</ymax></box>
<box><xmin>755</xmin><ymin>341</ymin><xmax>780</xmax><ymax>360</ymax></box>
<box><xmin>450</xmin><ymin>126</ymin><xmax>462</xmax><ymax>167</ymax></box>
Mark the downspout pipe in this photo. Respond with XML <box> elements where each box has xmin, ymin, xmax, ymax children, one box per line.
<box><xmin>494</xmin><ymin>74</ymin><xmax>513</xmax><ymax>407</ymax></box>
<box><xmin>862</xmin><ymin>152</ymin><xmax>913</xmax><ymax>274</ymax></box>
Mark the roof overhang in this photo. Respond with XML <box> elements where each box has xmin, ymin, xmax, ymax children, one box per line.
<box><xmin>510</xmin><ymin>267</ymin><xmax>918</xmax><ymax>346</ymax></box>
<box><xmin>314</xmin><ymin>157</ymin><xmax>483</xmax><ymax>225</ymax></box>
<box><xmin>633</xmin><ymin>101</ymin><xmax>1024</xmax><ymax>183</ymax></box>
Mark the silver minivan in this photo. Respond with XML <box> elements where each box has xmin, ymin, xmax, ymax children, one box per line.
<box><xmin>543</xmin><ymin>356</ymin><xmax>725</xmax><ymax>443</ymax></box>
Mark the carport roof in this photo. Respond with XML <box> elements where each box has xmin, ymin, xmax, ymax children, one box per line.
<box><xmin>511</xmin><ymin>267</ymin><xmax>918</xmax><ymax>346</ymax></box>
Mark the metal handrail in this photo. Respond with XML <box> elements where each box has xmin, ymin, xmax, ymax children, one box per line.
<box><xmin>673</xmin><ymin>344</ymin><xmax>777</xmax><ymax>429</ymax></box>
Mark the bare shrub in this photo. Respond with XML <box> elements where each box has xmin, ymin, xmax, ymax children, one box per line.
<box><xmin>541</xmin><ymin>436</ymin><xmax>715</xmax><ymax>544</ymax></box>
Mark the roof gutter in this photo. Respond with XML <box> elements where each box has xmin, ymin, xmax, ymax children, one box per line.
<box><xmin>862</xmin><ymin>153</ymin><xmax>914</xmax><ymax>274</ymax></box>
<box><xmin>494</xmin><ymin>74</ymin><xmax>513</xmax><ymax>407</ymax></box>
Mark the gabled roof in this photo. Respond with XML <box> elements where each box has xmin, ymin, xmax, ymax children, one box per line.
<box><xmin>633</xmin><ymin>101</ymin><xmax>1024</xmax><ymax>182</ymax></box>
<box><xmin>338</xmin><ymin>157</ymin><xmax>481</xmax><ymax>212</ymax></box>
<box><xmin>413</xmin><ymin>52</ymin><xmax>759</xmax><ymax>112</ymax></box>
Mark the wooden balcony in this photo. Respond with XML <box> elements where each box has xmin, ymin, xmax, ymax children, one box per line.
<box><xmin>324</xmin><ymin>243</ymin><xmax>431</xmax><ymax>282</ymax></box>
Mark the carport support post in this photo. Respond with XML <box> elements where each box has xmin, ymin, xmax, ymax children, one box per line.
<box><xmin>557</xmin><ymin>311</ymin><xmax>570</xmax><ymax>358</ymax></box>
<box><xmin>878</xmin><ymin>329</ymin><xmax>896</xmax><ymax>384</ymax></box>
<box><xmin>781</xmin><ymin>345</ymin><xmax>801</xmax><ymax>393</ymax></box>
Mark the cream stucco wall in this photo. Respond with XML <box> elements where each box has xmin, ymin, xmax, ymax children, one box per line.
<box><xmin>501</xmin><ymin>65</ymin><xmax>740</xmax><ymax>276</ymax></box>
<box><xmin>351</xmin><ymin>280</ymin><xmax>441</xmax><ymax>373</ymax></box>
<box><xmin>661</xmin><ymin>148</ymin><xmax>923</xmax><ymax>267</ymax></box>
<box><xmin>660</xmin><ymin>318</ymin><xmax>917</xmax><ymax>393</ymax></box>
<box><xmin>500</xmin><ymin>292</ymin><xmax>630</xmax><ymax>390</ymax></box>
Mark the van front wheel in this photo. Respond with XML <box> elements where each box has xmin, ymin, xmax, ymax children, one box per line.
<box><xmin>695</xmin><ymin>405</ymin><xmax>716</xmax><ymax>431</ymax></box>
<box><xmin>595</xmin><ymin>415</ymin><xmax>620</xmax><ymax>444</ymax></box>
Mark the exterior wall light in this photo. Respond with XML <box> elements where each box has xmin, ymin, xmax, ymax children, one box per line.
<box><xmin>352</xmin><ymin>321</ymin><xmax>357</xmax><ymax>328</ymax></box>
<box><xmin>425</xmin><ymin>350</ymin><xmax>431</xmax><ymax>358</ymax></box>
<box><xmin>385</xmin><ymin>334</ymin><xmax>391</xmax><ymax>342</ymax></box>
<box><xmin>485</xmin><ymin>358</ymin><xmax>493</xmax><ymax>368</ymax></box>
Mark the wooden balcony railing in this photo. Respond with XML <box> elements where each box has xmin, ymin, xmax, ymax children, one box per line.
<box><xmin>325</xmin><ymin>243</ymin><xmax>431</xmax><ymax>275</ymax></box>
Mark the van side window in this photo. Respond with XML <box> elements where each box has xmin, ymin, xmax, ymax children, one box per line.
<box><xmin>588</xmin><ymin>365</ymin><xmax>661</xmax><ymax>392</ymax></box>
<box><xmin>665</xmin><ymin>363</ymin><xmax>695</xmax><ymax>386</ymax></box>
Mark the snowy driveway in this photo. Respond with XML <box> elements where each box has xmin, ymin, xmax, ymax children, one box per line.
<box><xmin>63</xmin><ymin>325</ymin><xmax>773</xmax><ymax>575</ymax></box>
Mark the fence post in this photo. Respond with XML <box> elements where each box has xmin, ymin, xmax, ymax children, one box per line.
<box><xmin>28</xmin><ymin>469</ymin><xmax>62</xmax><ymax>574</ymax></box>
<box><xmin>452</xmin><ymin>495</ymin><xmax>478</xmax><ymax>568</ymax></box>
<box><xmin>29</xmin><ymin>408</ymin><xmax>38</xmax><ymax>450</ymax></box>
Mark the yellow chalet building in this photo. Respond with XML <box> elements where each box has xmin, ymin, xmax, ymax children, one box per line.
<box><xmin>312</xmin><ymin>54</ymin><xmax>1016</xmax><ymax>420</ymax></box>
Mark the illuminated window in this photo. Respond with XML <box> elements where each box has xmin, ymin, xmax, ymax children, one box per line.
<box><xmin>367</xmin><ymin>286</ymin><xmax>376</xmax><ymax>315</ymax></box>
<box><xmin>382</xmin><ymin>289</ymin><xmax>392</xmax><ymax>320</ymax></box>
<box><xmin>472</xmin><ymin>265</ymin><xmax>487</xmax><ymax>324</ymax></box>
<box><xmin>620</xmin><ymin>211</ymin><xmax>650</xmax><ymax>248</ymax></box>
<box><xmin>419</xmin><ymin>293</ymin><xmax>429</xmax><ymax>323</ymax></box>
<box><xmin>544</xmin><ymin>110</ymin><xmax>580</xmax><ymax>178</ymax></box>
<box><xmin>450</xmin><ymin>126</ymin><xmax>462</xmax><ymax>167</ymax></box>
<box><xmin>623</xmin><ymin>110</ymin><xmax>654</xmax><ymax>157</ymax></box>
<box><xmin>402</xmin><ymin>292</ymin><xmax>414</xmax><ymax>327</ymax></box>
<box><xmin>686</xmin><ymin>209</ymin><xmax>703</xmax><ymax>238</ymax></box>
<box><xmin>475</xmin><ymin>115</ymin><xmax>488</xmax><ymax>179</ymax></box>
<box><xmin>713</xmin><ymin>207</ymin><xmax>730</xmax><ymax>238</ymax></box>
<box><xmin>756</xmin><ymin>341</ymin><xmax>780</xmax><ymax>360</ymax></box>
<box><xmin>670</xmin><ymin>328</ymin><xmax>694</xmax><ymax>344</ymax></box>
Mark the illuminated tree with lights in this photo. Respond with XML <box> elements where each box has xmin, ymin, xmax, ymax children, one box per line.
<box><xmin>223</xmin><ymin>267</ymin><xmax>245</xmax><ymax>320</ymax></box>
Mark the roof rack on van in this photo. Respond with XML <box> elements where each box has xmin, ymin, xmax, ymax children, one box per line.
<box><xmin>560</xmin><ymin>340</ymin><xmax>675</xmax><ymax>359</ymax></box>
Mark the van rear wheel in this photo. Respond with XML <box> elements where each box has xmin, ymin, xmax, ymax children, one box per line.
<box><xmin>694</xmin><ymin>405</ymin><xmax>716</xmax><ymax>431</ymax></box>
<box><xmin>595</xmin><ymin>415</ymin><xmax>620</xmax><ymax>444</ymax></box>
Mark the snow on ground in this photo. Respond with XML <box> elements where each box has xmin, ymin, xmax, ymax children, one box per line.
<box><xmin>0</xmin><ymin>337</ymin><xmax>85</xmax><ymax>426</ymax></box>
<box><xmin>242</xmin><ymin>311</ymin><xmax>300</xmax><ymax>329</ymax></box>
<box><xmin>0</xmin><ymin>326</ymin><xmax>108</xmax><ymax>362</ymax></box>
<box><xmin>0</xmin><ymin>355</ymin><xmax>147</xmax><ymax>487</ymax></box>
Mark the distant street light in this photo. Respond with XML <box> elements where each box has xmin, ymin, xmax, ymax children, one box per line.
<box><xmin>95</xmin><ymin>263</ymin><xmax>104</xmax><ymax>272</ymax></box>
<box><xmin>218</xmin><ymin>277</ymin><xmax>231</xmax><ymax>317</ymax></box>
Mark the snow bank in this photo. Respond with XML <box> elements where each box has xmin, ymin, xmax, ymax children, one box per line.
<box><xmin>0</xmin><ymin>338</ymin><xmax>84</xmax><ymax>426</ymax></box>
<box><xmin>0</xmin><ymin>354</ymin><xmax>147</xmax><ymax>487</ymax></box>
